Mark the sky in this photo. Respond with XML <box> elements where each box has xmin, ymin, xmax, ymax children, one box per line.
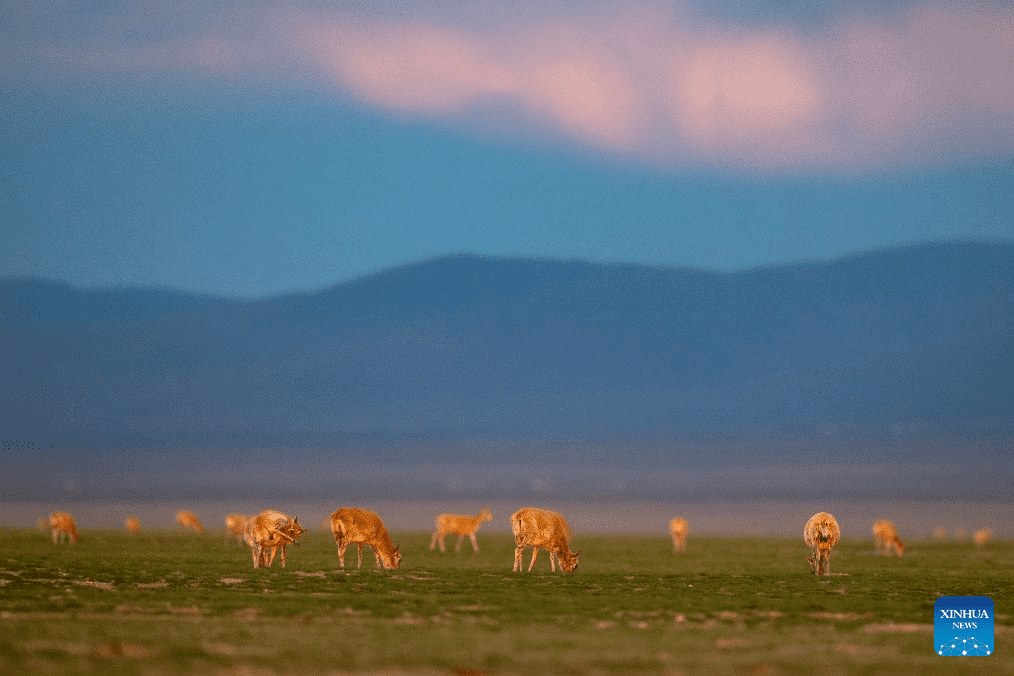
<box><xmin>3</xmin><ymin>0</ymin><xmax>1013</xmax><ymax>299</ymax></box>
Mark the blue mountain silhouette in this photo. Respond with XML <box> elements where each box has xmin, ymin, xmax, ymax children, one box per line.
<box><xmin>4</xmin><ymin>242</ymin><xmax>1012</xmax><ymax>499</ymax></box>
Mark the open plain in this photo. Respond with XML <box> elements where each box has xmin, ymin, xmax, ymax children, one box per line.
<box><xmin>1</xmin><ymin>527</ymin><xmax>1010</xmax><ymax>675</ymax></box>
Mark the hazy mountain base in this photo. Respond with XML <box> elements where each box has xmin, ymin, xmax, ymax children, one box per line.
<box><xmin>8</xmin><ymin>423</ymin><xmax>1014</xmax><ymax>502</ymax></box>
<box><xmin>5</xmin><ymin>498</ymin><xmax>1011</xmax><ymax>539</ymax></box>
<box><xmin>0</xmin><ymin>530</ymin><xmax>1010</xmax><ymax>675</ymax></box>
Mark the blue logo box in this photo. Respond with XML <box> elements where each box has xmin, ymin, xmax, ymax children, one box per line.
<box><xmin>935</xmin><ymin>596</ymin><xmax>994</xmax><ymax>656</ymax></box>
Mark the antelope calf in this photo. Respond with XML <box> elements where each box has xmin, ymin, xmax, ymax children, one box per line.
<box><xmin>804</xmin><ymin>511</ymin><xmax>840</xmax><ymax>576</ymax></box>
<box><xmin>872</xmin><ymin>519</ymin><xmax>904</xmax><ymax>557</ymax></box>
<box><xmin>669</xmin><ymin>517</ymin><xmax>689</xmax><ymax>553</ymax></box>
<box><xmin>244</xmin><ymin>510</ymin><xmax>306</xmax><ymax>569</ymax></box>
<box><xmin>49</xmin><ymin>511</ymin><xmax>79</xmax><ymax>544</ymax></box>
<box><xmin>125</xmin><ymin>516</ymin><xmax>141</xmax><ymax>535</ymax></box>
<box><xmin>175</xmin><ymin>510</ymin><xmax>205</xmax><ymax>534</ymax></box>
<box><xmin>330</xmin><ymin>507</ymin><xmax>401</xmax><ymax>570</ymax></box>
<box><xmin>430</xmin><ymin>506</ymin><xmax>493</xmax><ymax>553</ymax></box>
<box><xmin>511</xmin><ymin>507</ymin><xmax>581</xmax><ymax>573</ymax></box>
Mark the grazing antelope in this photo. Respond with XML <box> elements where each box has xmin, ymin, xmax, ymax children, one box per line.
<box><xmin>243</xmin><ymin>510</ymin><xmax>306</xmax><ymax>569</ymax></box>
<box><xmin>804</xmin><ymin>512</ymin><xmax>840</xmax><ymax>576</ymax></box>
<box><xmin>511</xmin><ymin>507</ymin><xmax>581</xmax><ymax>573</ymax></box>
<box><xmin>225</xmin><ymin>513</ymin><xmax>252</xmax><ymax>544</ymax></box>
<box><xmin>430</xmin><ymin>506</ymin><xmax>493</xmax><ymax>553</ymax></box>
<box><xmin>974</xmin><ymin>528</ymin><xmax>992</xmax><ymax>548</ymax></box>
<box><xmin>669</xmin><ymin>517</ymin><xmax>689</xmax><ymax>553</ymax></box>
<box><xmin>329</xmin><ymin>507</ymin><xmax>401</xmax><ymax>570</ymax></box>
<box><xmin>872</xmin><ymin>520</ymin><xmax>904</xmax><ymax>557</ymax></box>
<box><xmin>49</xmin><ymin>511</ymin><xmax>78</xmax><ymax>544</ymax></box>
<box><xmin>175</xmin><ymin>510</ymin><xmax>205</xmax><ymax>534</ymax></box>
<box><xmin>125</xmin><ymin>517</ymin><xmax>141</xmax><ymax>535</ymax></box>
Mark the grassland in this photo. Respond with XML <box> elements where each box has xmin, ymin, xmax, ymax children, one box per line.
<box><xmin>1</xmin><ymin>527</ymin><xmax>1010</xmax><ymax>675</ymax></box>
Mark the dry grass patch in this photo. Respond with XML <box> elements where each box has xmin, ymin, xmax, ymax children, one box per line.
<box><xmin>807</xmin><ymin>612</ymin><xmax>873</xmax><ymax>620</ymax></box>
<box><xmin>862</xmin><ymin>622</ymin><xmax>932</xmax><ymax>633</ymax></box>
<box><xmin>92</xmin><ymin>641</ymin><xmax>156</xmax><ymax>659</ymax></box>
<box><xmin>202</xmin><ymin>642</ymin><xmax>274</xmax><ymax>658</ymax></box>
<box><xmin>833</xmin><ymin>643</ymin><xmax>898</xmax><ymax>657</ymax></box>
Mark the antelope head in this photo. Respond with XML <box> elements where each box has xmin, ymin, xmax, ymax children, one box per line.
<box><xmin>270</xmin><ymin>519</ymin><xmax>306</xmax><ymax>545</ymax></box>
<box><xmin>560</xmin><ymin>549</ymin><xmax>581</xmax><ymax>573</ymax></box>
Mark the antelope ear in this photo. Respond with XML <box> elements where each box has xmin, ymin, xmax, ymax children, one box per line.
<box><xmin>293</xmin><ymin>517</ymin><xmax>300</xmax><ymax>526</ymax></box>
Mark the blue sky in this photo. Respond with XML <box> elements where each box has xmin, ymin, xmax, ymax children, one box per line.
<box><xmin>3</xmin><ymin>0</ymin><xmax>1012</xmax><ymax>298</ymax></box>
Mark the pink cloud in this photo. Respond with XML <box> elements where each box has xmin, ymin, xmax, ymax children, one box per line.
<box><xmin>302</xmin><ymin>22</ymin><xmax>517</xmax><ymax>114</ymax></box>
<box><xmin>8</xmin><ymin>1</ymin><xmax>1012</xmax><ymax>171</ymax></box>
<box><xmin>668</xmin><ymin>31</ymin><xmax>832</xmax><ymax>167</ymax></box>
<box><xmin>298</xmin><ymin>17</ymin><xmax>646</xmax><ymax>149</ymax></box>
<box><xmin>291</xmin><ymin>2</ymin><xmax>1012</xmax><ymax>171</ymax></box>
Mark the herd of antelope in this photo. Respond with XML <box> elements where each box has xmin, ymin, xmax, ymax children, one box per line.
<box><xmin>44</xmin><ymin>507</ymin><xmax>995</xmax><ymax>576</ymax></box>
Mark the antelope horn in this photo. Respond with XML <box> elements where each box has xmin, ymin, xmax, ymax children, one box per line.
<box><xmin>269</xmin><ymin>528</ymin><xmax>297</xmax><ymax>543</ymax></box>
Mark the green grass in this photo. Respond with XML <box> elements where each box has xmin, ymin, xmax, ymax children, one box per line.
<box><xmin>1</xmin><ymin>528</ymin><xmax>1011</xmax><ymax>675</ymax></box>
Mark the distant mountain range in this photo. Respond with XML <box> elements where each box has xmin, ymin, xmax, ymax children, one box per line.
<box><xmin>4</xmin><ymin>242</ymin><xmax>1013</xmax><ymax>500</ymax></box>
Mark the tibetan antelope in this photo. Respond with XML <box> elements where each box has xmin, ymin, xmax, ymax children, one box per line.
<box><xmin>511</xmin><ymin>507</ymin><xmax>581</xmax><ymax>573</ymax></box>
<box><xmin>974</xmin><ymin>528</ymin><xmax>992</xmax><ymax>548</ymax></box>
<box><xmin>225</xmin><ymin>513</ymin><xmax>252</xmax><ymax>544</ymax></box>
<box><xmin>49</xmin><ymin>511</ymin><xmax>79</xmax><ymax>544</ymax></box>
<box><xmin>430</xmin><ymin>506</ymin><xmax>493</xmax><ymax>553</ymax></box>
<box><xmin>244</xmin><ymin>510</ymin><xmax>306</xmax><ymax>568</ymax></box>
<box><xmin>669</xmin><ymin>517</ymin><xmax>689</xmax><ymax>553</ymax></box>
<box><xmin>804</xmin><ymin>512</ymin><xmax>840</xmax><ymax>576</ymax></box>
<box><xmin>125</xmin><ymin>516</ymin><xmax>141</xmax><ymax>535</ymax></box>
<box><xmin>329</xmin><ymin>507</ymin><xmax>402</xmax><ymax>570</ymax></box>
<box><xmin>175</xmin><ymin>510</ymin><xmax>205</xmax><ymax>534</ymax></box>
<box><xmin>872</xmin><ymin>520</ymin><xmax>904</xmax><ymax>557</ymax></box>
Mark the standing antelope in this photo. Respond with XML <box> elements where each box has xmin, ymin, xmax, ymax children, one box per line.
<box><xmin>669</xmin><ymin>517</ymin><xmax>689</xmax><ymax>553</ymax></box>
<box><xmin>175</xmin><ymin>510</ymin><xmax>205</xmax><ymax>534</ymax></box>
<box><xmin>125</xmin><ymin>516</ymin><xmax>141</xmax><ymax>535</ymax></box>
<box><xmin>225</xmin><ymin>513</ymin><xmax>252</xmax><ymax>544</ymax></box>
<box><xmin>511</xmin><ymin>507</ymin><xmax>581</xmax><ymax>573</ymax></box>
<box><xmin>49</xmin><ymin>511</ymin><xmax>78</xmax><ymax>544</ymax></box>
<box><xmin>330</xmin><ymin>507</ymin><xmax>401</xmax><ymax>570</ymax></box>
<box><xmin>244</xmin><ymin>510</ymin><xmax>306</xmax><ymax>569</ymax></box>
<box><xmin>974</xmin><ymin>528</ymin><xmax>992</xmax><ymax>548</ymax></box>
<box><xmin>430</xmin><ymin>506</ymin><xmax>493</xmax><ymax>553</ymax></box>
<box><xmin>804</xmin><ymin>512</ymin><xmax>840</xmax><ymax>576</ymax></box>
<box><xmin>872</xmin><ymin>519</ymin><xmax>904</xmax><ymax>557</ymax></box>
